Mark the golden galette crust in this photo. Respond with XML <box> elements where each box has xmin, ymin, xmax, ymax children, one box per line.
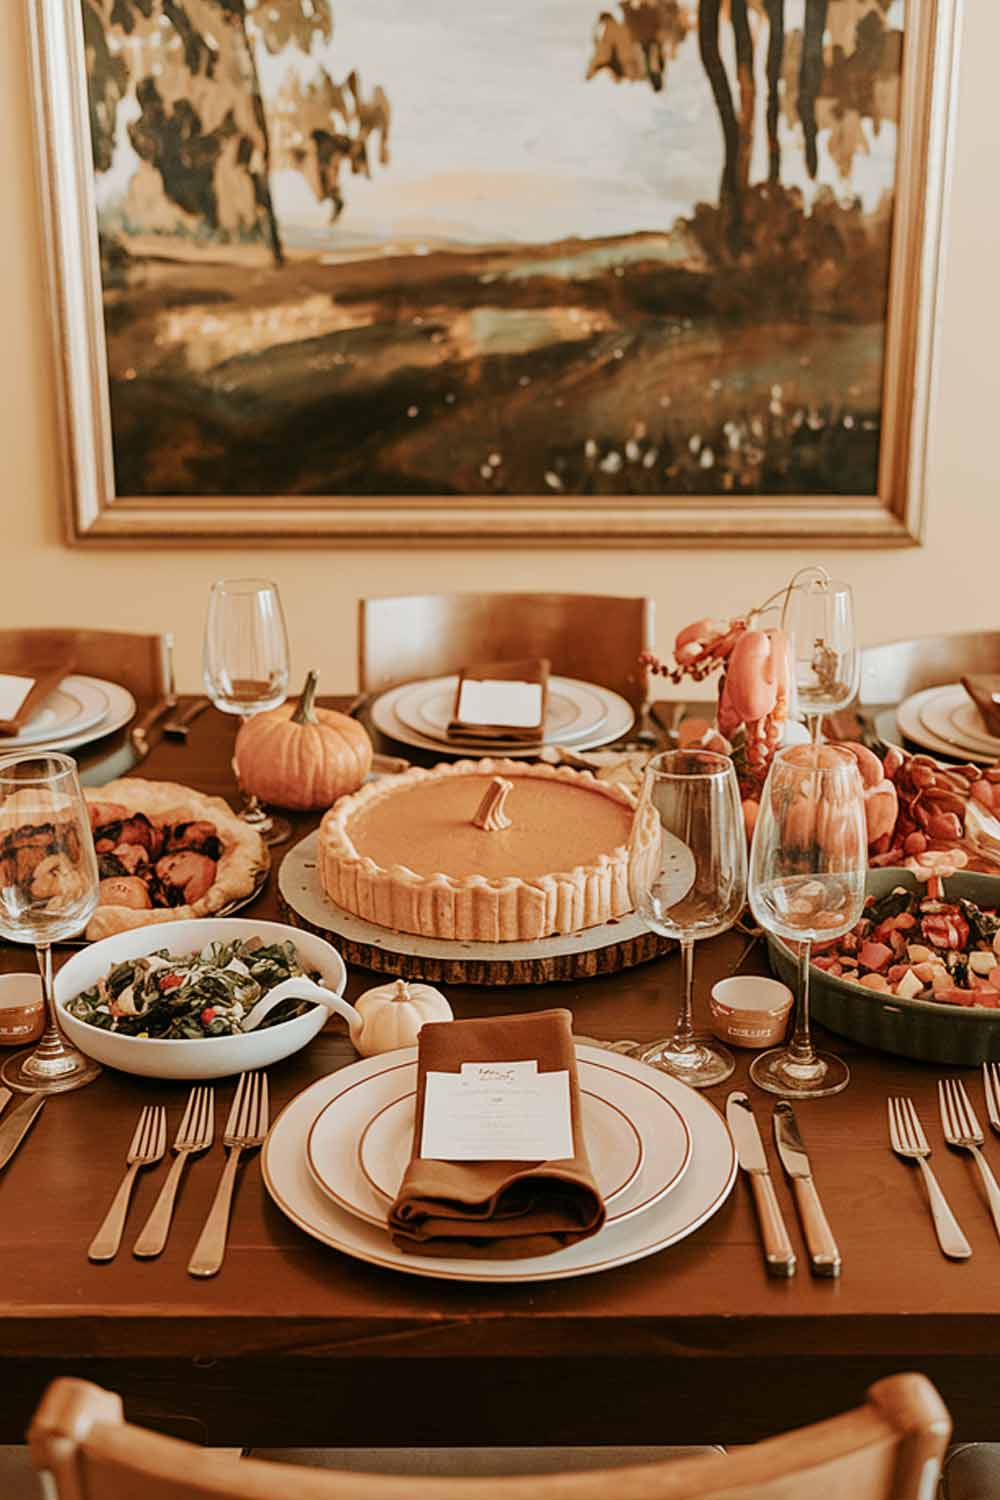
<box><xmin>84</xmin><ymin>779</ymin><xmax>269</xmax><ymax>940</ymax></box>
<box><xmin>318</xmin><ymin>758</ymin><xmax>645</xmax><ymax>943</ymax></box>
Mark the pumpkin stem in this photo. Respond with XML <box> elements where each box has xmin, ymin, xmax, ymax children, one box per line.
<box><xmin>392</xmin><ymin>980</ymin><xmax>411</xmax><ymax>1002</ymax></box>
<box><xmin>292</xmin><ymin>670</ymin><xmax>320</xmax><ymax>726</ymax></box>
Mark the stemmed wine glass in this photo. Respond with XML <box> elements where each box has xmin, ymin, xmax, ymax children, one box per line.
<box><xmin>748</xmin><ymin>743</ymin><xmax>867</xmax><ymax>1098</ymax></box>
<box><xmin>628</xmin><ymin>750</ymin><xmax>747</xmax><ymax>1088</ymax></box>
<box><xmin>0</xmin><ymin>752</ymin><xmax>101</xmax><ymax>1094</ymax></box>
<box><xmin>781</xmin><ymin>569</ymin><xmax>860</xmax><ymax>743</ymax></box>
<box><xmin>203</xmin><ymin>577</ymin><xmax>291</xmax><ymax>846</ymax></box>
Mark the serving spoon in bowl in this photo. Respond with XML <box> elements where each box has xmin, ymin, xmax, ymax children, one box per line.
<box><xmin>240</xmin><ymin>977</ymin><xmax>363</xmax><ymax>1041</ymax></box>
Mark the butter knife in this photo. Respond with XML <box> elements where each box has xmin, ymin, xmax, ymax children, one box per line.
<box><xmin>773</xmin><ymin>1101</ymin><xmax>841</xmax><ymax>1277</ymax></box>
<box><xmin>0</xmin><ymin>1087</ymin><xmax>11</xmax><ymax>1121</ymax></box>
<box><xmin>0</xmin><ymin>1093</ymin><xmax>46</xmax><ymax>1173</ymax></box>
<box><xmin>726</xmin><ymin>1091</ymin><xmax>796</xmax><ymax>1277</ymax></box>
<box><xmin>131</xmin><ymin>632</ymin><xmax>178</xmax><ymax>752</ymax></box>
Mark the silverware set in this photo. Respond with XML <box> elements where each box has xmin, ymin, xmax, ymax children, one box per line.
<box><xmin>86</xmin><ymin>1072</ymin><xmax>267</xmax><ymax>1275</ymax></box>
<box><xmin>727</xmin><ymin>1091</ymin><xmax>840</xmax><ymax>1278</ymax></box>
<box><xmin>888</xmin><ymin>1064</ymin><xmax>1000</xmax><ymax>1260</ymax></box>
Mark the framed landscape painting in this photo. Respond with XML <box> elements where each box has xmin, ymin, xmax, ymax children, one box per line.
<box><xmin>34</xmin><ymin>0</ymin><xmax>958</xmax><ymax>545</ymax></box>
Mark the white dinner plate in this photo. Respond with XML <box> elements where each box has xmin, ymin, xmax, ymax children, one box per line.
<box><xmin>305</xmin><ymin>1054</ymin><xmax>684</xmax><ymax>1232</ymax></box>
<box><xmin>370</xmin><ymin>678</ymin><xmax>634</xmax><ymax>759</ymax></box>
<box><xmin>393</xmin><ymin>675</ymin><xmax>609</xmax><ymax>748</ymax></box>
<box><xmin>917</xmin><ymin>683</ymin><xmax>1000</xmax><ymax>755</ymax></box>
<box><xmin>263</xmin><ymin>1045</ymin><xmax>733</xmax><ymax>1283</ymax></box>
<box><xmin>896</xmin><ymin>685</ymin><xmax>996</xmax><ymax>765</ymax></box>
<box><xmin>0</xmin><ymin>675</ymin><xmax>110</xmax><ymax>749</ymax></box>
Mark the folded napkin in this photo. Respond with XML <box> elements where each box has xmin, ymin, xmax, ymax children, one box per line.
<box><xmin>448</xmin><ymin>658</ymin><xmax>549</xmax><ymax>744</ymax></box>
<box><xmin>962</xmin><ymin>676</ymin><xmax>1000</xmax><ymax>739</ymax></box>
<box><xmin>0</xmin><ymin>652</ymin><xmax>75</xmax><ymax>735</ymax></box>
<box><xmin>389</xmin><ymin>1009</ymin><xmax>606</xmax><ymax>1259</ymax></box>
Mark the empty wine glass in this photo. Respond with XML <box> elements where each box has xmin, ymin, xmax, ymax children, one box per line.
<box><xmin>0</xmin><ymin>752</ymin><xmax>101</xmax><ymax>1094</ymax></box>
<box><xmin>203</xmin><ymin>577</ymin><xmax>291</xmax><ymax>845</ymax></box>
<box><xmin>629</xmin><ymin>750</ymin><xmax>748</xmax><ymax>1087</ymax></box>
<box><xmin>781</xmin><ymin>570</ymin><xmax>859</xmax><ymax>742</ymax></box>
<box><xmin>748</xmin><ymin>743</ymin><xmax>867</xmax><ymax>1098</ymax></box>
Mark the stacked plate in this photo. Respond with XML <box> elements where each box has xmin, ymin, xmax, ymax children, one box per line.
<box><xmin>262</xmin><ymin>1044</ymin><xmax>736</xmax><ymax>1283</ymax></box>
<box><xmin>369</xmin><ymin>675</ymin><xmax>635</xmax><ymax>758</ymax></box>
<box><xmin>0</xmin><ymin>675</ymin><xmax>136</xmax><ymax>757</ymax></box>
<box><xmin>891</xmin><ymin>683</ymin><xmax>1000</xmax><ymax>766</ymax></box>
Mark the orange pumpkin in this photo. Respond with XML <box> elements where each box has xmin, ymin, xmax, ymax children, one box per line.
<box><xmin>234</xmin><ymin>671</ymin><xmax>373</xmax><ymax>811</ymax></box>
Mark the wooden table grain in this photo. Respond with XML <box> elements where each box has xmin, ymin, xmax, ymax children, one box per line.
<box><xmin>0</xmin><ymin>704</ymin><xmax>997</xmax><ymax>1446</ymax></box>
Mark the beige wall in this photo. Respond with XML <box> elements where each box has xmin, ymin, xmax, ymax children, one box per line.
<box><xmin>1</xmin><ymin>2</ymin><xmax>996</xmax><ymax>692</ymax></box>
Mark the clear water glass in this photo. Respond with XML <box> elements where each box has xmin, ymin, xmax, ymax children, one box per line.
<box><xmin>781</xmin><ymin>575</ymin><xmax>860</xmax><ymax>742</ymax></box>
<box><xmin>0</xmin><ymin>752</ymin><xmax>101</xmax><ymax>1094</ymax></box>
<box><xmin>629</xmin><ymin>750</ymin><xmax>747</xmax><ymax>1088</ymax></box>
<box><xmin>748</xmin><ymin>743</ymin><xmax>867</xmax><ymax>1098</ymax></box>
<box><xmin>203</xmin><ymin>577</ymin><xmax>291</xmax><ymax>844</ymax></box>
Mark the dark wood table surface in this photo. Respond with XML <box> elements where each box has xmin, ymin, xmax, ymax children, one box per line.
<box><xmin>1</xmin><ymin>702</ymin><xmax>998</xmax><ymax>1447</ymax></box>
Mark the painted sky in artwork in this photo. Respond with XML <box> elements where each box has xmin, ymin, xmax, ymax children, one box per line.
<box><xmin>97</xmin><ymin>0</ymin><xmax>903</xmax><ymax>251</ymax></box>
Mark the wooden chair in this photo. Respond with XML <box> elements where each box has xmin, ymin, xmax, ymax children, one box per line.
<box><xmin>860</xmin><ymin>632</ymin><xmax>1000</xmax><ymax>706</ymax></box>
<box><xmin>358</xmin><ymin>594</ymin><xmax>654</xmax><ymax>712</ymax></box>
<box><xmin>29</xmin><ymin>1373</ymin><xmax>950</xmax><ymax>1500</ymax></box>
<box><xmin>0</xmin><ymin>629</ymin><xmax>170</xmax><ymax>702</ymax></box>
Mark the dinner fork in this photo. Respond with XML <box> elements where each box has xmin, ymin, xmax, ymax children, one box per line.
<box><xmin>982</xmin><ymin>1062</ymin><xmax>1000</xmax><ymax>1137</ymax></box>
<box><xmin>133</xmin><ymin>1087</ymin><xmax>214</xmax><ymax>1258</ymax></box>
<box><xmin>887</xmin><ymin>1096</ymin><xmax>971</xmax><ymax>1260</ymax></box>
<box><xmin>188</xmin><ymin>1072</ymin><xmax>269</xmax><ymax>1279</ymax></box>
<box><xmin>88</xmin><ymin>1106</ymin><xmax>167</xmax><ymax>1262</ymax></box>
<box><xmin>938</xmin><ymin>1078</ymin><xmax>1000</xmax><ymax>1241</ymax></box>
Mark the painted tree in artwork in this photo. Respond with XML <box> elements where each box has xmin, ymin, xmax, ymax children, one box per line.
<box><xmin>82</xmin><ymin>0</ymin><xmax>391</xmax><ymax>264</ymax></box>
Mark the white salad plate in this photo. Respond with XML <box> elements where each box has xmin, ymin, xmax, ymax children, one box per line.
<box><xmin>895</xmin><ymin>685</ymin><xmax>995</xmax><ymax>766</ymax></box>
<box><xmin>370</xmin><ymin>677</ymin><xmax>634</xmax><ymax>759</ymax></box>
<box><xmin>393</xmin><ymin>675</ymin><xmax>609</xmax><ymax>748</ymax></box>
<box><xmin>0</xmin><ymin>675</ymin><xmax>111</xmax><ymax>749</ymax></box>
<box><xmin>918</xmin><ymin>683</ymin><xmax>1000</xmax><ymax>756</ymax></box>
<box><xmin>263</xmin><ymin>1045</ymin><xmax>733</xmax><ymax>1284</ymax></box>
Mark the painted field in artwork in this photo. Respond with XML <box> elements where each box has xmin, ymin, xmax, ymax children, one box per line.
<box><xmin>87</xmin><ymin>0</ymin><xmax>903</xmax><ymax>499</ymax></box>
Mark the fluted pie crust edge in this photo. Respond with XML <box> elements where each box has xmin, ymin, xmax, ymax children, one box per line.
<box><xmin>318</xmin><ymin>758</ymin><xmax>646</xmax><ymax>943</ymax></box>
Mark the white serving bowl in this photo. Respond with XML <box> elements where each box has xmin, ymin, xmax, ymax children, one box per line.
<box><xmin>54</xmin><ymin>918</ymin><xmax>347</xmax><ymax>1080</ymax></box>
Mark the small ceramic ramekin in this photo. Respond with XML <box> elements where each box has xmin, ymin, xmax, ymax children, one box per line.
<box><xmin>0</xmin><ymin>973</ymin><xmax>45</xmax><ymax>1047</ymax></box>
<box><xmin>709</xmin><ymin>976</ymin><xmax>794</xmax><ymax>1050</ymax></box>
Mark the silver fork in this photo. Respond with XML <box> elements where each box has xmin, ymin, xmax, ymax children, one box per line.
<box><xmin>88</xmin><ymin>1106</ymin><xmax>167</xmax><ymax>1262</ymax></box>
<box><xmin>187</xmin><ymin>1072</ymin><xmax>269</xmax><ymax>1279</ymax></box>
<box><xmin>982</xmin><ymin>1062</ymin><xmax>1000</xmax><ymax>1136</ymax></box>
<box><xmin>133</xmin><ymin>1087</ymin><xmax>214</xmax><ymax>1258</ymax></box>
<box><xmin>887</xmin><ymin>1096</ymin><xmax>972</xmax><ymax>1260</ymax></box>
<box><xmin>939</xmin><ymin>1078</ymin><xmax>1000</xmax><ymax>1241</ymax></box>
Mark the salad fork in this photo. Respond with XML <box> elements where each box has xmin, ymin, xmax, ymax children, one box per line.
<box><xmin>133</xmin><ymin>1087</ymin><xmax>214</xmax><ymax>1258</ymax></box>
<box><xmin>887</xmin><ymin>1096</ymin><xmax>971</xmax><ymax>1260</ymax></box>
<box><xmin>982</xmin><ymin>1062</ymin><xmax>1000</xmax><ymax>1136</ymax></box>
<box><xmin>938</xmin><ymin>1078</ymin><xmax>1000</xmax><ymax>1240</ymax></box>
<box><xmin>89</xmin><ymin>1105</ymin><xmax>167</xmax><ymax>1262</ymax></box>
<box><xmin>188</xmin><ymin>1072</ymin><xmax>269</xmax><ymax>1279</ymax></box>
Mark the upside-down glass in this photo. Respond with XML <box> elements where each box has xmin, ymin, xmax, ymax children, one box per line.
<box><xmin>203</xmin><ymin>577</ymin><xmax>291</xmax><ymax>845</ymax></box>
<box><xmin>748</xmin><ymin>743</ymin><xmax>867</xmax><ymax>1098</ymax></box>
<box><xmin>781</xmin><ymin>572</ymin><xmax>860</xmax><ymax>743</ymax></box>
<box><xmin>628</xmin><ymin>750</ymin><xmax>747</xmax><ymax>1087</ymax></box>
<box><xmin>0</xmin><ymin>752</ymin><xmax>101</xmax><ymax>1093</ymax></box>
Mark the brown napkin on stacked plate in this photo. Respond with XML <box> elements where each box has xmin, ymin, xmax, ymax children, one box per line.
<box><xmin>447</xmin><ymin>658</ymin><xmax>549</xmax><ymax>744</ymax></box>
<box><xmin>0</xmin><ymin>651</ymin><xmax>75</xmax><ymax>735</ymax></box>
<box><xmin>962</xmin><ymin>676</ymin><xmax>1000</xmax><ymax>739</ymax></box>
<box><xmin>388</xmin><ymin>1009</ymin><xmax>606</xmax><ymax>1258</ymax></box>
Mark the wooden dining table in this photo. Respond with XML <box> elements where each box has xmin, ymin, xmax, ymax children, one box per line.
<box><xmin>1</xmin><ymin>701</ymin><xmax>999</xmax><ymax>1449</ymax></box>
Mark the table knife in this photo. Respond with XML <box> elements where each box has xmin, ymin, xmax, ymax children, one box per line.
<box><xmin>0</xmin><ymin>1093</ymin><xmax>46</xmax><ymax>1173</ymax></box>
<box><xmin>773</xmin><ymin>1101</ymin><xmax>841</xmax><ymax>1277</ymax></box>
<box><xmin>726</xmin><ymin>1092</ymin><xmax>796</xmax><ymax>1277</ymax></box>
<box><xmin>131</xmin><ymin>632</ymin><xmax>178</xmax><ymax>751</ymax></box>
<box><xmin>163</xmin><ymin>696</ymin><xmax>210</xmax><ymax>739</ymax></box>
<box><xmin>0</xmin><ymin>1087</ymin><xmax>11</xmax><ymax>1121</ymax></box>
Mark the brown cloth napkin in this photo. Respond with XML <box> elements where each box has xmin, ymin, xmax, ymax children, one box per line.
<box><xmin>388</xmin><ymin>1009</ymin><xmax>606</xmax><ymax>1259</ymax></box>
<box><xmin>447</xmin><ymin>658</ymin><xmax>549</xmax><ymax>744</ymax></box>
<box><xmin>962</xmin><ymin>676</ymin><xmax>1000</xmax><ymax>739</ymax></box>
<box><xmin>0</xmin><ymin>652</ymin><xmax>75</xmax><ymax>735</ymax></box>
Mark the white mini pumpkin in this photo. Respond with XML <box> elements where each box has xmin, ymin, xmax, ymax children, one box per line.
<box><xmin>352</xmin><ymin>978</ymin><xmax>453</xmax><ymax>1056</ymax></box>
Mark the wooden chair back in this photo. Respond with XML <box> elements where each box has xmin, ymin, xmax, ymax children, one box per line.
<box><xmin>860</xmin><ymin>631</ymin><xmax>1000</xmax><ymax>706</ymax></box>
<box><xmin>0</xmin><ymin>629</ymin><xmax>170</xmax><ymax>702</ymax></box>
<box><xmin>358</xmin><ymin>594</ymin><xmax>654</xmax><ymax>711</ymax></box>
<box><xmin>30</xmin><ymin>1374</ymin><xmax>950</xmax><ymax>1500</ymax></box>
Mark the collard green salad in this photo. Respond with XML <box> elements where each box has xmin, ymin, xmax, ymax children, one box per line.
<box><xmin>66</xmin><ymin>936</ymin><xmax>318</xmax><ymax>1039</ymax></box>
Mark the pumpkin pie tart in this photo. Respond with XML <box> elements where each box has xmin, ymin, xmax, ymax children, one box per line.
<box><xmin>318</xmin><ymin>758</ymin><xmax>645</xmax><ymax>942</ymax></box>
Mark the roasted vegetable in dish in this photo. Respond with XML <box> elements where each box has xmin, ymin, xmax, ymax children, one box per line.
<box><xmin>813</xmin><ymin>887</ymin><xmax>1000</xmax><ymax>1008</ymax></box>
<box><xmin>66</xmin><ymin>936</ymin><xmax>317</xmax><ymax>1038</ymax></box>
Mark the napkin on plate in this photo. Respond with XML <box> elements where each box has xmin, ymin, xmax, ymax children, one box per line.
<box><xmin>447</xmin><ymin>658</ymin><xmax>549</xmax><ymax>744</ymax></box>
<box><xmin>388</xmin><ymin>1008</ymin><xmax>606</xmax><ymax>1258</ymax></box>
<box><xmin>0</xmin><ymin>651</ymin><xmax>75</xmax><ymax>735</ymax></box>
<box><xmin>961</xmin><ymin>676</ymin><xmax>1000</xmax><ymax>739</ymax></box>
